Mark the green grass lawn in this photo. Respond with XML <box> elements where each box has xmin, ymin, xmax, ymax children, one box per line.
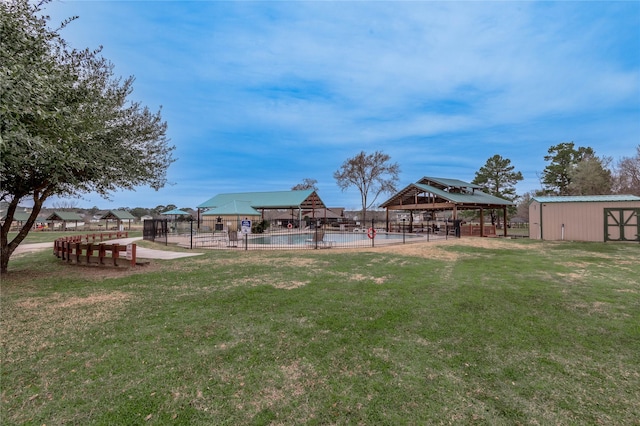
<box><xmin>1</xmin><ymin>239</ymin><xmax>639</xmax><ymax>425</ymax></box>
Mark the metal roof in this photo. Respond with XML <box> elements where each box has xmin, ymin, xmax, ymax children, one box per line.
<box><xmin>532</xmin><ymin>195</ymin><xmax>640</xmax><ymax>203</ymax></box>
<box><xmin>197</xmin><ymin>190</ymin><xmax>326</xmax><ymax>210</ymax></box>
<box><xmin>417</xmin><ymin>176</ymin><xmax>482</xmax><ymax>190</ymax></box>
<box><xmin>101</xmin><ymin>210</ymin><xmax>136</xmax><ymax>220</ymax></box>
<box><xmin>1</xmin><ymin>211</ymin><xmax>31</xmax><ymax>222</ymax></box>
<box><xmin>381</xmin><ymin>179</ymin><xmax>513</xmax><ymax>209</ymax></box>
<box><xmin>46</xmin><ymin>211</ymin><xmax>84</xmax><ymax>221</ymax></box>
<box><xmin>202</xmin><ymin>200</ymin><xmax>261</xmax><ymax>216</ymax></box>
<box><xmin>161</xmin><ymin>209</ymin><xmax>191</xmax><ymax>216</ymax></box>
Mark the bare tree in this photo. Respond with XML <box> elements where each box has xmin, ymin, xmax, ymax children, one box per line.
<box><xmin>515</xmin><ymin>192</ymin><xmax>534</xmax><ymax>222</ymax></box>
<box><xmin>333</xmin><ymin>151</ymin><xmax>400</xmax><ymax>224</ymax></box>
<box><xmin>291</xmin><ymin>178</ymin><xmax>318</xmax><ymax>191</ymax></box>
<box><xmin>613</xmin><ymin>145</ymin><xmax>640</xmax><ymax>196</ymax></box>
<box><xmin>51</xmin><ymin>199</ymin><xmax>80</xmax><ymax>210</ymax></box>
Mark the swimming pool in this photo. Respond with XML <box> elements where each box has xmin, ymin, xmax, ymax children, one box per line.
<box><xmin>249</xmin><ymin>232</ymin><xmax>422</xmax><ymax>245</ymax></box>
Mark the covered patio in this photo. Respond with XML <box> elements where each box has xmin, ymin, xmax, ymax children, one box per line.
<box><xmin>380</xmin><ymin>177</ymin><xmax>514</xmax><ymax>237</ymax></box>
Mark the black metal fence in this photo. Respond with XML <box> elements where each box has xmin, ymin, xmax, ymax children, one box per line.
<box><xmin>165</xmin><ymin>219</ymin><xmax>452</xmax><ymax>250</ymax></box>
<box><xmin>143</xmin><ymin>219</ymin><xmax>168</xmax><ymax>245</ymax></box>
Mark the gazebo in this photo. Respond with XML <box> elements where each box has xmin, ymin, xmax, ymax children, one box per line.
<box><xmin>161</xmin><ymin>208</ymin><xmax>192</xmax><ymax>221</ymax></box>
<box><xmin>380</xmin><ymin>177</ymin><xmax>514</xmax><ymax>237</ymax></box>
<box><xmin>101</xmin><ymin>210</ymin><xmax>136</xmax><ymax>231</ymax></box>
<box><xmin>46</xmin><ymin>211</ymin><xmax>84</xmax><ymax>231</ymax></box>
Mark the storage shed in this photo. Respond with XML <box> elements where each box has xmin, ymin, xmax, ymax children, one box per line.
<box><xmin>529</xmin><ymin>195</ymin><xmax>640</xmax><ymax>242</ymax></box>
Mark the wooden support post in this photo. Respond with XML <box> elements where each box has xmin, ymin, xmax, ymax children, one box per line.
<box><xmin>75</xmin><ymin>242</ymin><xmax>81</xmax><ymax>263</ymax></box>
<box><xmin>86</xmin><ymin>243</ymin><xmax>93</xmax><ymax>264</ymax></box>
<box><xmin>130</xmin><ymin>244</ymin><xmax>136</xmax><ymax>267</ymax></box>
<box><xmin>503</xmin><ymin>207</ymin><xmax>508</xmax><ymax>237</ymax></box>
<box><xmin>112</xmin><ymin>243</ymin><xmax>119</xmax><ymax>266</ymax></box>
<box><xmin>99</xmin><ymin>244</ymin><xmax>106</xmax><ymax>265</ymax></box>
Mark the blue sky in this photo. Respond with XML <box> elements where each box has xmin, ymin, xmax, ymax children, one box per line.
<box><xmin>45</xmin><ymin>1</ymin><xmax>640</xmax><ymax>211</ymax></box>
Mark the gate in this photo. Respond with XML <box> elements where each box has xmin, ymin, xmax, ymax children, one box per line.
<box><xmin>143</xmin><ymin>219</ymin><xmax>168</xmax><ymax>244</ymax></box>
<box><xmin>604</xmin><ymin>208</ymin><xmax>640</xmax><ymax>242</ymax></box>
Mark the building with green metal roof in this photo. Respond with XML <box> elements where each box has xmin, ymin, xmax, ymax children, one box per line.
<box><xmin>197</xmin><ymin>190</ymin><xmax>325</xmax><ymax>210</ymax></box>
<box><xmin>380</xmin><ymin>176</ymin><xmax>514</xmax><ymax>237</ymax></box>
<box><xmin>197</xmin><ymin>190</ymin><xmax>327</xmax><ymax>230</ymax></box>
<box><xmin>529</xmin><ymin>195</ymin><xmax>640</xmax><ymax>242</ymax></box>
<box><xmin>46</xmin><ymin>211</ymin><xmax>84</xmax><ymax>230</ymax></box>
<box><xmin>101</xmin><ymin>210</ymin><xmax>136</xmax><ymax>230</ymax></box>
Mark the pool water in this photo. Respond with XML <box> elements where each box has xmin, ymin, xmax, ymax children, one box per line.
<box><xmin>250</xmin><ymin>232</ymin><xmax>421</xmax><ymax>245</ymax></box>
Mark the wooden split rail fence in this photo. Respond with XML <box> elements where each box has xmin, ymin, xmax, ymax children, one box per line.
<box><xmin>53</xmin><ymin>232</ymin><xmax>137</xmax><ymax>267</ymax></box>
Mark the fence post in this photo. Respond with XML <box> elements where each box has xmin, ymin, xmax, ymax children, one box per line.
<box><xmin>112</xmin><ymin>243</ymin><xmax>119</xmax><ymax>266</ymax></box>
<box><xmin>371</xmin><ymin>219</ymin><xmax>375</xmax><ymax>247</ymax></box>
<box><xmin>99</xmin><ymin>244</ymin><xmax>106</xmax><ymax>265</ymax></box>
<box><xmin>130</xmin><ymin>244</ymin><xmax>136</xmax><ymax>267</ymax></box>
<box><xmin>314</xmin><ymin>222</ymin><xmax>319</xmax><ymax>250</ymax></box>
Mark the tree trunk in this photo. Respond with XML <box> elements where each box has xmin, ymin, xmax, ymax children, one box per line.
<box><xmin>0</xmin><ymin>192</ymin><xmax>48</xmax><ymax>274</ymax></box>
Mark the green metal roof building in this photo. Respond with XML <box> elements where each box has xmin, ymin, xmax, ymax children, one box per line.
<box><xmin>101</xmin><ymin>210</ymin><xmax>136</xmax><ymax>230</ymax></box>
<box><xmin>380</xmin><ymin>177</ymin><xmax>514</xmax><ymax>236</ymax></box>
<box><xmin>197</xmin><ymin>190</ymin><xmax>327</xmax><ymax>229</ymax></box>
<box><xmin>198</xmin><ymin>190</ymin><xmax>325</xmax><ymax>210</ymax></box>
<box><xmin>46</xmin><ymin>211</ymin><xmax>84</xmax><ymax>230</ymax></box>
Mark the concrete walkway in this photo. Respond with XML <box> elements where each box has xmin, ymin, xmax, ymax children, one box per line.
<box><xmin>13</xmin><ymin>237</ymin><xmax>203</xmax><ymax>260</ymax></box>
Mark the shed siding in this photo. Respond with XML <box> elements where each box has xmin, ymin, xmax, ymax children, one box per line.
<box><xmin>529</xmin><ymin>200</ymin><xmax>640</xmax><ymax>241</ymax></box>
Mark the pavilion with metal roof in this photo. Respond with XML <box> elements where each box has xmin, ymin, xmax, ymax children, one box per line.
<box><xmin>197</xmin><ymin>190</ymin><xmax>327</xmax><ymax>229</ymax></box>
<box><xmin>380</xmin><ymin>177</ymin><xmax>514</xmax><ymax>237</ymax></box>
<box><xmin>46</xmin><ymin>211</ymin><xmax>84</xmax><ymax>231</ymax></box>
<box><xmin>101</xmin><ymin>210</ymin><xmax>136</xmax><ymax>230</ymax></box>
